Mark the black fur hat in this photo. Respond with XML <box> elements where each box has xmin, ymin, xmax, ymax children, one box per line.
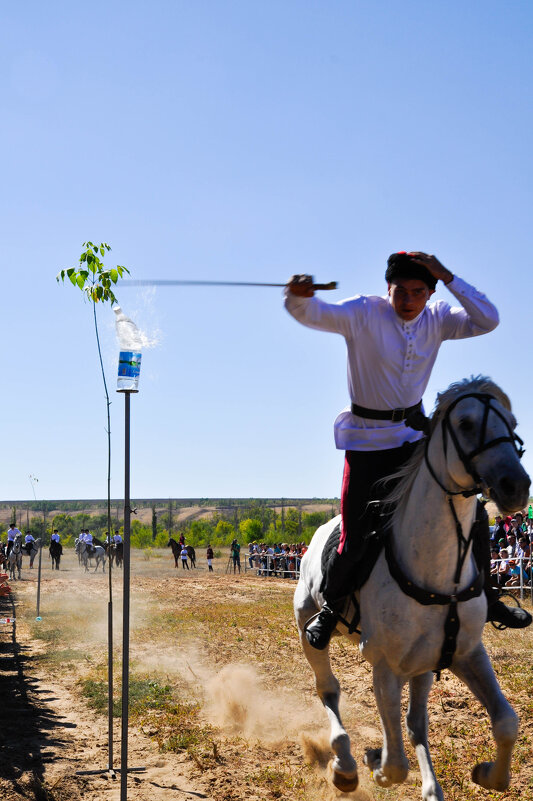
<box><xmin>385</xmin><ymin>252</ymin><xmax>437</xmax><ymax>290</ymax></box>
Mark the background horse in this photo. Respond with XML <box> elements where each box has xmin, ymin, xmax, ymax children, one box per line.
<box><xmin>8</xmin><ymin>534</ymin><xmax>23</xmax><ymax>580</ymax></box>
<box><xmin>167</xmin><ymin>538</ymin><xmax>196</xmax><ymax>568</ymax></box>
<box><xmin>295</xmin><ymin>378</ymin><xmax>530</xmax><ymax>800</ymax></box>
<box><xmin>77</xmin><ymin>540</ymin><xmax>106</xmax><ymax>572</ymax></box>
<box><xmin>112</xmin><ymin>541</ymin><xmax>123</xmax><ymax>568</ymax></box>
<box><xmin>27</xmin><ymin>538</ymin><xmax>42</xmax><ymax>568</ymax></box>
<box><xmin>0</xmin><ymin>543</ymin><xmax>7</xmax><ymax>571</ymax></box>
<box><xmin>49</xmin><ymin>540</ymin><xmax>63</xmax><ymax>570</ymax></box>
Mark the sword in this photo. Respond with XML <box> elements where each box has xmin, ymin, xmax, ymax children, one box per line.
<box><xmin>121</xmin><ymin>279</ymin><xmax>338</xmax><ymax>290</ymax></box>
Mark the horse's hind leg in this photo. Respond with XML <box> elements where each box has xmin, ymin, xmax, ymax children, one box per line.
<box><xmin>295</xmin><ymin>597</ymin><xmax>358</xmax><ymax>792</ymax></box>
<box><xmin>364</xmin><ymin>660</ymin><xmax>409</xmax><ymax>787</ymax></box>
<box><xmin>452</xmin><ymin>644</ymin><xmax>517</xmax><ymax>791</ymax></box>
<box><xmin>405</xmin><ymin>672</ymin><xmax>444</xmax><ymax>801</ymax></box>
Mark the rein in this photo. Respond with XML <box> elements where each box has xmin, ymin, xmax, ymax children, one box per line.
<box><xmin>388</xmin><ymin>392</ymin><xmax>524</xmax><ymax>675</ymax></box>
<box><xmin>424</xmin><ymin>392</ymin><xmax>524</xmax><ymax>498</ymax></box>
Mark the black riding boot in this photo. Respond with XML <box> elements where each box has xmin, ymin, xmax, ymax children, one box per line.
<box><xmin>472</xmin><ymin>506</ymin><xmax>532</xmax><ymax>629</ymax></box>
<box><xmin>304</xmin><ymin>598</ymin><xmax>346</xmax><ymax>650</ymax></box>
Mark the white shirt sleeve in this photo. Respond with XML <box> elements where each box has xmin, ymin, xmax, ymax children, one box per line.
<box><xmin>439</xmin><ymin>276</ymin><xmax>499</xmax><ymax>340</ymax></box>
<box><xmin>284</xmin><ymin>290</ymin><xmax>367</xmax><ymax>338</ymax></box>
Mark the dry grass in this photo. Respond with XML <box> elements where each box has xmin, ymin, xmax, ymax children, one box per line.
<box><xmin>5</xmin><ymin>549</ymin><xmax>533</xmax><ymax>801</ymax></box>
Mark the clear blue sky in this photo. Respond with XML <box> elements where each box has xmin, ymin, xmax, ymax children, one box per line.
<box><xmin>2</xmin><ymin>1</ymin><xmax>532</xmax><ymax>501</ymax></box>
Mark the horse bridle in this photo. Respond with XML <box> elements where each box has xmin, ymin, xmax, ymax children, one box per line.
<box><xmin>424</xmin><ymin>392</ymin><xmax>524</xmax><ymax>498</ymax></box>
<box><xmin>389</xmin><ymin>393</ymin><xmax>525</xmax><ymax>675</ymax></box>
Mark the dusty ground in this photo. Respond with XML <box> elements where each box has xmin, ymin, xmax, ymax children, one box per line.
<box><xmin>0</xmin><ymin>548</ymin><xmax>531</xmax><ymax>801</ymax></box>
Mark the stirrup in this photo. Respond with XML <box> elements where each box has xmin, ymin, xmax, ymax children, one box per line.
<box><xmin>489</xmin><ymin>590</ymin><xmax>531</xmax><ymax>630</ymax></box>
<box><xmin>303</xmin><ymin>604</ymin><xmax>340</xmax><ymax>650</ymax></box>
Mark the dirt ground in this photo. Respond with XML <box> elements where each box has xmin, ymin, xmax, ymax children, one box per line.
<box><xmin>0</xmin><ymin>548</ymin><xmax>532</xmax><ymax>801</ymax></box>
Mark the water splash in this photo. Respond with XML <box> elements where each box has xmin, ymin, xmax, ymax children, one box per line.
<box><xmin>113</xmin><ymin>305</ymin><xmax>159</xmax><ymax>350</ymax></box>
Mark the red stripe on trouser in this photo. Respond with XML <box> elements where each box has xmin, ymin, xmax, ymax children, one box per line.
<box><xmin>337</xmin><ymin>452</ymin><xmax>352</xmax><ymax>555</ymax></box>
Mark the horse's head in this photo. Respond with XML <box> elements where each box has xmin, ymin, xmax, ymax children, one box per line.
<box><xmin>432</xmin><ymin>378</ymin><xmax>530</xmax><ymax>512</ymax></box>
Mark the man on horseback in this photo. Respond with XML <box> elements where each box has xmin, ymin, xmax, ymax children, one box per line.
<box><xmin>24</xmin><ymin>532</ymin><xmax>35</xmax><ymax>557</ymax></box>
<box><xmin>6</xmin><ymin>523</ymin><xmax>21</xmax><ymax>557</ymax></box>
<box><xmin>84</xmin><ymin>529</ymin><xmax>96</xmax><ymax>556</ymax></box>
<box><xmin>285</xmin><ymin>251</ymin><xmax>531</xmax><ymax>649</ymax></box>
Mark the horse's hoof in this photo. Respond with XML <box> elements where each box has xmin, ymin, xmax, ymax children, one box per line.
<box><xmin>332</xmin><ymin>767</ymin><xmax>358</xmax><ymax>793</ymax></box>
<box><xmin>472</xmin><ymin>762</ymin><xmax>510</xmax><ymax>791</ymax></box>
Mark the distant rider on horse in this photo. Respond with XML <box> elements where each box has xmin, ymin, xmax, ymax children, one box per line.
<box><xmin>6</xmin><ymin>523</ymin><xmax>21</xmax><ymax>557</ymax></box>
<box><xmin>285</xmin><ymin>251</ymin><xmax>531</xmax><ymax>649</ymax></box>
<box><xmin>24</xmin><ymin>532</ymin><xmax>35</xmax><ymax>556</ymax></box>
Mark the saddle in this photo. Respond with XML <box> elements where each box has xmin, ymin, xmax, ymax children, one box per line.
<box><xmin>320</xmin><ymin>501</ymin><xmax>388</xmax><ymax>594</ymax></box>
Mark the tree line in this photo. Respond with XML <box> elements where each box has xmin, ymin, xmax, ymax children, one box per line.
<box><xmin>3</xmin><ymin>504</ymin><xmax>339</xmax><ymax>550</ymax></box>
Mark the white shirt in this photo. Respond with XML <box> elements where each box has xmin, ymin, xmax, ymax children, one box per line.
<box><xmin>113</xmin><ymin>534</ymin><xmax>122</xmax><ymax>543</ymax></box>
<box><xmin>51</xmin><ymin>533</ymin><xmax>60</xmax><ymax>542</ymax></box>
<box><xmin>25</xmin><ymin>534</ymin><xmax>35</xmax><ymax>543</ymax></box>
<box><xmin>285</xmin><ymin>276</ymin><xmax>498</xmax><ymax>451</ymax></box>
<box><xmin>7</xmin><ymin>527</ymin><xmax>21</xmax><ymax>541</ymax></box>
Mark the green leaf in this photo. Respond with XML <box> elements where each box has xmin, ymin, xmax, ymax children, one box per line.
<box><xmin>69</xmin><ymin>272</ymin><xmax>78</xmax><ymax>286</ymax></box>
<box><xmin>96</xmin><ymin>285</ymin><xmax>103</xmax><ymax>299</ymax></box>
<box><xmin>76</xmin><ymin>274</ymin><xmax>86</xmax><ymax>289</ymax></box>
<box><xmin>80</xmin><ymin>252</ymin><xmax>87</xmax><ymax>263</ymax></box>
<box><xmin>110</xmin><ymin>268</ymin><xmax>118</xmax><ymax>283</ymax></box>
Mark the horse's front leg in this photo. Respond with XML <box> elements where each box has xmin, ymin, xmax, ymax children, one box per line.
<box><xmin>295</xmin><ymin>594</ymin><xmax>358</xmax><ymax>792</ymax></box>
<box><xmin>405</xmin><ymin>672</ymin><xmax>444</xmax><ymax>801</ymax></box>
<box><xmin>452</xmin><ymin>644</ymin><xmax>517</xmax><ymax>792</ymax></box>
<box><xmin>364</xmin><ymin>660</ymin><xmax>409</xmax><ymax>787</ymax></box>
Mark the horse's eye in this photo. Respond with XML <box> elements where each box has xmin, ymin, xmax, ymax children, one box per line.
<box><xmin>458</xmin><ymin>417</ymin><xmax>474</xmax><ymax>433</ymax></box>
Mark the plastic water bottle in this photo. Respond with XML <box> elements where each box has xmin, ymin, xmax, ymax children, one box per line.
<box><xmin>117</xmin><ymin>351</ymin><xmax>142</xmax><ymax>392</ymax></box>
<box><xmin>114</xmin><ymin>306</ymin><xmax>143</xmax><ymax>392</ymax></box>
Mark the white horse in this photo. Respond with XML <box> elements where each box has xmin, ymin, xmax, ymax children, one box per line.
<box><xmin>294</xmin><ymin>378</ymin><xmax>530</xmax><ymax>801</ymax></box>
<box><xmin>8</xmin><ymin>534</ymin><xmax>23</xmax><ymax>580</ymax></box>
<box><xmin>77</xmin><ymin>540</ymin><xmax>106</xmax><ymax>572</ymax></box>
<box><xmin>26</xmin><ymin>538</ymin><xmax>42</xmax><ymax>568</ymax></box>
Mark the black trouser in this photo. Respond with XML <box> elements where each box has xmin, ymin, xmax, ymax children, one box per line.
<box><xmin>323</xmin><ymin>443</ymin><xmax>493</xmax><ymax>606</ymax></box>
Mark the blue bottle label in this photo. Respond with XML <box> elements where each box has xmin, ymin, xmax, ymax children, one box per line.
<box><xmin>118</xmin><ymin>352</ymin><xmax>142</xmax><ymax>378</ymax></box>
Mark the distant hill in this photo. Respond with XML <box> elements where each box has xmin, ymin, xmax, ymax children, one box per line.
<box><xmin>0</xmin><ymin>497</ymin><xmax>340</xmax><ymax>528</ymax></box>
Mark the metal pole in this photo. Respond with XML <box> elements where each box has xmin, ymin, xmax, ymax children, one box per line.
<box><xmin>36</xmin><ymin>539</ymin><xmax>43</xmax><ymax>620</ymax></box>
<box><xmin>108</xmin><ymin>550</ymin><xmax>114</xmax><ymax>773</ymax></box>
<box><xmin>120</xmin><ymin>390</ymin><xmax>132</xmax><ymax>801</ymax></box>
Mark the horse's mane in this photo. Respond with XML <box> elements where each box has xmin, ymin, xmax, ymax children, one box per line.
<box><xmin>384</xmin><ymin>376</ymin><xmax>513</xmax><ymax>514</ymax></box>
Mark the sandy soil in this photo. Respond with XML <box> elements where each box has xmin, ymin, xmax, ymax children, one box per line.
<box><xmin>0</xmin><ymin>549</ymin><xmax>531</xmax><ymax>801</ymax></box>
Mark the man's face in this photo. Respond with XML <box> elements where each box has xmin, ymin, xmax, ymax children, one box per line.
<box><xmin>388</xmin><ymin>279</ymin><xmax>434</xmax><ymax>321</ymax></box>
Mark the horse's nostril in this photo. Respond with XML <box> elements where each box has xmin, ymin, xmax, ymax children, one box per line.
<box><xmin>499</xmin><ymin>477</ymin><xmax>516</xmax><ymax>497</ymax></box>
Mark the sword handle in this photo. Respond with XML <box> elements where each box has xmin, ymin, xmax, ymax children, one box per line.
<box><xmin>312</xmin><ymin>281</ymin><xmax>338</xmax><ymax>291</ymax></box>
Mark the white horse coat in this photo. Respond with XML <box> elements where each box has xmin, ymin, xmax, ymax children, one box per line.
<box><xmin>294</xmin><ymin>378</ymin><xmax>530</xmax><ymax>801</ymax></box>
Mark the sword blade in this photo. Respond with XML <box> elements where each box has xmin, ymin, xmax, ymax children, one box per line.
<box><xmin>122</xmin><ymin>279</ymin><xmax>337</xmax><ymax>290</ymax></box>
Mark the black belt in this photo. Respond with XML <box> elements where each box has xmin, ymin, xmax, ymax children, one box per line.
<box><xmin>350</xmin><ymin>400</ymin><xmax>422</xmax><ymax>423</ymax></box>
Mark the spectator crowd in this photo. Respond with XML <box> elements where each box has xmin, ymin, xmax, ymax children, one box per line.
<box><xmin>490</xmin><ymin>508</ymin><xmax>532</xmax><ymax>588</ymax></box>
<box><xmin>246</xmin><ymin>541</ymin><xmax>308</xmax><ymax>578</ymax></box>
